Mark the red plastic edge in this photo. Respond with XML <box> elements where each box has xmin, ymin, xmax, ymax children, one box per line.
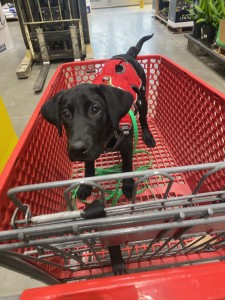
<box><xmin>21</xmin><ymin>261</ymin><xmax>225</xmax><ymax>300</ymax></box>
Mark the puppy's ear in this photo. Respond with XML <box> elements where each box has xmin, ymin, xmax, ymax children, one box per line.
<box><xmin>98</xmin><ymin>84</ymin><xmax>133</xmax><ymax>129</ymax></box>
<box><xmin>40</xmin><ymin>90</ymin><xmax>66</xmax><ymax>137</ymax></box>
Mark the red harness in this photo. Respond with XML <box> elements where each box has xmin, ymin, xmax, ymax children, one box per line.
<box><xmin>93</xmin><ymin>59</ymin><xmax>141</xmax><ymax>134</ymax></box>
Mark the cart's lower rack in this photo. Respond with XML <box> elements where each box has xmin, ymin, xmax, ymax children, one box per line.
<box><xmin>0</xmin><ymin>162</ymin><xmax>225</xmax><ymax>283</ymax></box>
<box><xmin>1</xmin><ymin>199</ymin><xmax>225</xmax><ymax>282</ymax></box>
<box><xmin>1</xmin><ymin>162</ymin><xmax>225</xmax><ymax>282</ymax></box>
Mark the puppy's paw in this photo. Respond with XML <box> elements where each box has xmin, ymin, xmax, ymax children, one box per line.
<box><xmin>112</xmin><ymin>262</ymin><xmax>127</xmax><ymax>275</ymax></box>
<box><xmin>143</xmin><ymin>130</ymin><xmax>156</xmax><ymax>148</ymax></box>
<box><xmin>122</xmin><ymin>178</ymin><xmax>134</xmax><ymax>199</ymax></box>
<box><xmin>77</xmin><ymin>184</ymin><xmax>93</xmax><ymax>200</ymax></box>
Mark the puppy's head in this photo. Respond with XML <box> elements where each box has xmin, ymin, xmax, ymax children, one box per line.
<box><xmin>41</xmin><ymin>83</ymin><xmax>133</xmax><ymax>162</ymax></box>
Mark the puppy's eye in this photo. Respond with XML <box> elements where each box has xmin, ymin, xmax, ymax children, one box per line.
<box><xmin>62</xmin><ymin>110</ymin><xmax>71</xmax><ymax>119</ymax></box>
<box><xmin>90</xmin><ymin>105</ymin><xmax>100</xmax><ymax>115</ymax></box>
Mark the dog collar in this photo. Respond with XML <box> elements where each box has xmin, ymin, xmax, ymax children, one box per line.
<box><xmin>104</xmin><ymin>109</ymin><xmax>138</xmax><ymax>153</ymax></box>
<box><xmin>104</xmin><ymin>129</ymin><xmax>125</xmax><ymax>153</ymax></box>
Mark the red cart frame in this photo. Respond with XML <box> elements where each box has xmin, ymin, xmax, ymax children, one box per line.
<box><xmin>1</xmin><ymin>55</ymin><xmax>225</xmax><ymax>298</ymax></box>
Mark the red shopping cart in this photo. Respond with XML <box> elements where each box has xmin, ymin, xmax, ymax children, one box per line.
<box><xmin>1</xmin><ymin>55</ymin><xmax>225</xmax><ymax>299</ymax></box>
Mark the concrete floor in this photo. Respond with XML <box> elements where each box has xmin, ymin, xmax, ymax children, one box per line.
<box><xmin>0</xmin><ymin>4</ymin><xmax>225</xmax><ymax>298</ymax></box>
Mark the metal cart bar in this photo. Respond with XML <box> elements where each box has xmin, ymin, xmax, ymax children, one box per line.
<box><xmin>7</xmin><ymin>161</ymin><xmax>225</xmax><ymax>216</ymax></box>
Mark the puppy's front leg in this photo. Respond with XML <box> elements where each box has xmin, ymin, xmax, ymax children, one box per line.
<box><xmin>77</xmin><ymin>161</ymin><xmax>95</xmax><ymax>200</ymax></box>
<box><xmin>120</xmin><ymin>148</ymin><xmax>134</xmax><ymax>199</ymax></box>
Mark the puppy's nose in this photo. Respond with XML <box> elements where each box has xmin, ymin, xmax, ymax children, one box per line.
<box><xmin>69</xmin><ymin>141</ymin><xmax>88</xmax><ymax>155</ymax></box>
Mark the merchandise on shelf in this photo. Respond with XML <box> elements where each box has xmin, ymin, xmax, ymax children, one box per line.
<box><xmin>168</xmin><ymin>0</ymin><xmax>191</xmax><ymax>23</ymax></box>
<box><xmin>2</xmin><ymin>3</ymin><xmax>17</xmax><ymax>19</ymax></box>
<box><xmin>159</xmin><ymin>0</ymin><xmax>169</xmax><ymax>21</ymax></box>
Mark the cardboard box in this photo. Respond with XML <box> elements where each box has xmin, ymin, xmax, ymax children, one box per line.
<box><xmin>0</xmin><ymin>3</ymin><xmax>14</xmax><ymax>55</ymax></box>
<box><xmin>0</xmin><ymin>25</ymin><xmax>14</xmax><ymax>55</ymax></box>
<box><xmin>0</xmin><ymin>2</ymin><xmax>7</xmax><ymax>29</ymax></box>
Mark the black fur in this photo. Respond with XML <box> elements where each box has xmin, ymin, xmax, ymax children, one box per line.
<box><xmin>41</xmin><ymin>35</ymin><xmax>156</xmax><ymax>199</ymax></box>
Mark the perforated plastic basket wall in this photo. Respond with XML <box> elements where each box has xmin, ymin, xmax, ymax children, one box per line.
<box><xmin>1</xmin><ymin>55</ymin><xmax>225</xmax><ymax>280</ymax></box>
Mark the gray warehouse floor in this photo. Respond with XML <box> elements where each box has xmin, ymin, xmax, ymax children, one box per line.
<box><xmin>0</xmin><ymin>4</ymin><xmax>225</xmax><ymax>298</ymax></box>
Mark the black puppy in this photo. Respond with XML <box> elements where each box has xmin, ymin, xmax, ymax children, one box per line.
<box><xmin>41</xmin><ymin>35</ymin><xmax>156</xmax><ymax>199</ymax></box>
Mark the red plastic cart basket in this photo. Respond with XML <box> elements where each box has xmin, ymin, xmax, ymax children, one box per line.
<box><xmin>1</xmin><ymin>55</ymin><xmax>225</xmax><ymax>298</ymax></box>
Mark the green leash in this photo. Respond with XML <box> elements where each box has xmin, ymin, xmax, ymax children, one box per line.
<box><xmin>71</xmin><ymin>110</ymin><xmax>154</xmax><ymax>208</ymax></box>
